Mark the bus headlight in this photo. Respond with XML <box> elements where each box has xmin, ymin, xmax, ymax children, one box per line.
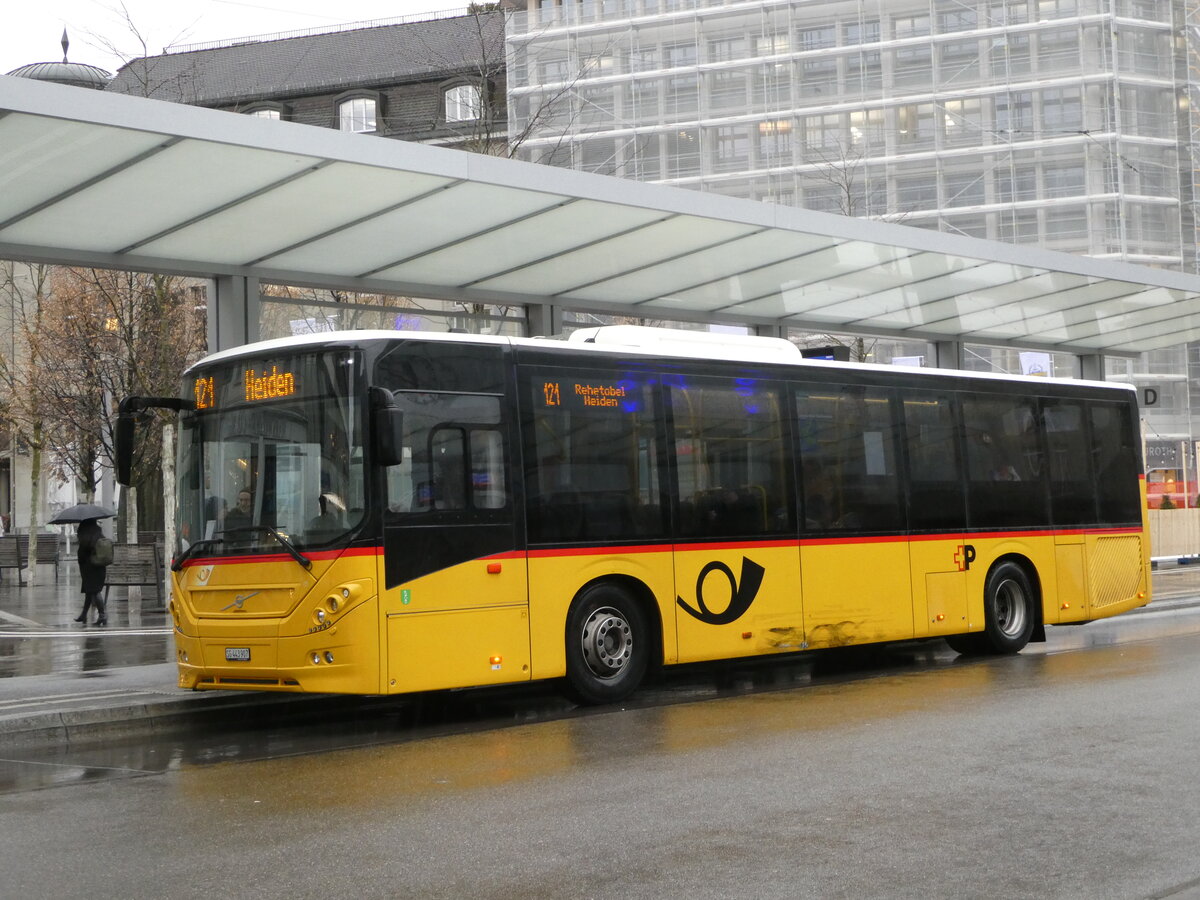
<box><xmin>314</xmin><ymin>608</ymin><xmax>326</xmax><ymax>625</ymax></box>
<box><xmin>327</xmin><ymin>597</ymin><xmax>339</xmax><ymax>613</ymax></box>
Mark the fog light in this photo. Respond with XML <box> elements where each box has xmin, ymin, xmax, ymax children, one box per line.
<box><xmin>180</xmin><ymin>650</ymin><xmax>188</xmax><ymax>664</ymax></box>
<box><xmin>311</xmin><ymin>652</ymin><xmax>321</xmax><ymax>665</ymax></box>
<box><xmin>324</xmin><ymin>651</ymin><xmax>334</xmax><ymax>664</ymax></box>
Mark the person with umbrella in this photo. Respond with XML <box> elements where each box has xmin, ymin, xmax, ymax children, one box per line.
<box><xmin>74</xmin><ymin>518</ymin><xmax>111</xmax><ymax>625</ymax></box>
<box><xmin>51</xmin><ymin>504</ymin><xmax>114</xmax><ymax>627</ymax></box>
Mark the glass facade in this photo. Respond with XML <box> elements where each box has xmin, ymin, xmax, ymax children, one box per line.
<box><xmin>507</xmin><ymin>0</ymin><xmax>1184</xmax><ymax>268</ymax></box>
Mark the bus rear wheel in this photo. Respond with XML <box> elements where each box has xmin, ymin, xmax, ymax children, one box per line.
<box><xmin>565</xmin><ymin>584</ymin><xmax>650</xmax><ymax>705</ymax></box>
<box><xmin>982</xmin><ymin>561</ymin><xmax>1036</xmax><ymax>653</ymax></box>
<box><xmin>946</xmin><ymin>562</ymin><xmax>1037</xmax><ymax>656</ymax></box>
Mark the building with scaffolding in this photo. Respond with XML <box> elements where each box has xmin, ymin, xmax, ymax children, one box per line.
<box><xmin>508</xmin><ymin>0</ymin><xmax>1182</xmax><ymax>266</ymax></box>
<box><xmin>506</xmin><ymin>0</ymin><xmax>1200</xmax><ymax>493</ymax></box>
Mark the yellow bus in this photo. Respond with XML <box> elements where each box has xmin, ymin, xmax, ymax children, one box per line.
<box><xmin>118</xmin><ymin>325</ymin><xmax>1150</xmax><ymax>702</ymax></box>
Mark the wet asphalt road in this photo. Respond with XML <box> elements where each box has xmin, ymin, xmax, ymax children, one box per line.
<box><xmin>5</xmin><ymin>574</ymin><xmax>1200</xmax><ymax>898</ymax></box>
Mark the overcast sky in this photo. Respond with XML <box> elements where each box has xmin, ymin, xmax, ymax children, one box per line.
<box><xmin>1</xmin><ymin>0</ymin><xmax>470</xmax><ymax>77</ymax></box>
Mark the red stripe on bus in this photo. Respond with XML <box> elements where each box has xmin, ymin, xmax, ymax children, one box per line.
<box><xmin>176</xmin><ymin>546</ymin><xmax>381</xmax><ymax>567</ymax></box>
<box><xmin>176</xmin><ymin>524</ymin><xmax>1144</xmax><ymax>568</ymax></box>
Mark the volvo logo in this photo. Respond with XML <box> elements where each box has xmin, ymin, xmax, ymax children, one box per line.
<box><xmin>222</xmin><ymin>590</ymin><xmax>260</xmax><ymax>612</ymax></box>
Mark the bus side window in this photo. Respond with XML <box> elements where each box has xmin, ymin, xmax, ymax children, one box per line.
<box><xmin>671</xmin><ymin>379</ymin><xmax>792</xmax><ymax>539</ymax></box>
<box><xmin>962</xmin><ymin>393</ymin><xmax>1048</xmax><ymax>528</ymax></box>
<box><xmin>1089</xmin><ymin>400</ymin><xmax>1141</xmax><ymax>524</ymax></box>
<box><xmin>526</xmin><ymin>371</ymin><xmax>664</xmax><ymax>544</ymax></box>
<box><xmin>1042</xmin><ymin>398</ymin><xmax>1097</xmax><ymax>526</ymax></box>
<box><xmin>796</xmin><ymin>385</ymin><xmax>903</xmax><ymax>532</ymax></box>
<box><xmin>902</xmin><ymin>391</ymin><xmax>965</xmax><ymax>532</ymax></box>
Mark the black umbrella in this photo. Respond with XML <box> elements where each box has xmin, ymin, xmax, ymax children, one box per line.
<box><xmin>49</xmin><ymin>503</ymin><xmax>116</xmax><ymax>524</ymax></box>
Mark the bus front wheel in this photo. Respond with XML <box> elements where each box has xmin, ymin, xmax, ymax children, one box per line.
<box><xmin>565</xmin><ymin>584</ymin><xmax>650</xmax><ymax>704</ymax></box>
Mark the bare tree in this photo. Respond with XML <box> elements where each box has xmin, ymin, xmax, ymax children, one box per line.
<box><xmin>800</xmin><ymin>138</ymin><xmax>880</xmax><ymax>218</ymax></box>
<box><xmin>84</xmin><ymin>1</ymin><xmax>203</xmax><ymax>100</ymax></box>
<box><xmin>0</xmin><ymin>262</ymin><xmax>55</xmax><ymax>571</ymax></box>
<box><xmin>31</xmin><ymin>268</ymin><xmax>206</xmax><ymax>536</ymax></box>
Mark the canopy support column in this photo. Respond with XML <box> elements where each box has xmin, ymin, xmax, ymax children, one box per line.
<box><xmin>526</xmin><ymin>301</ymin><xmax>561</xmax><ymax>337</ymax></box>
<box><xmin>206</xmin><ymin>275</ymin><xmax>260</xmax><ymax>352</ymax></box>
<box><xmin>1079</xmin><ymin>354</ymin><xmax>1106</xmax><ymax>381</ymax></box>
<box><xmin>935</xmin><ymin>340</ymin><xmax>963</xmax><ymax>370</ymax></box>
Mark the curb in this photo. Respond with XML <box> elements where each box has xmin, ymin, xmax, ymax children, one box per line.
<box><xmin>0</xmin><ymin>688</ymin><xmax>344</xmax><ymax>750</ymax></box>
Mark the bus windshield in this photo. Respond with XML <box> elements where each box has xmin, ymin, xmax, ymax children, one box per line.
<box><xmin>176</xmin><ymin>348</ymin><xmax>366</xmax><ymax>559</ymax></box>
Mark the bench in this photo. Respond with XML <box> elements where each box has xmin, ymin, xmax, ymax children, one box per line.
<box><xmin>104</xmin><ymin>543</ymin><xmax>163</xmax><ymax>603</ymax></box>
<box><xmin>22</xmin><ymin>533</ymin><xmax>62</xmax><ymax>581</ymax></box>
<box><xmin>0</xmin><ymin>535</ymin><xmax>27</xmax><ymax>585</ymax></box>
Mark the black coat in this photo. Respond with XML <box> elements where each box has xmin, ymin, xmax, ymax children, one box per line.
<box><xmin>76</xmin><ymin>520</ymin><xmax>107</xmax><ymax>595</ymax></box>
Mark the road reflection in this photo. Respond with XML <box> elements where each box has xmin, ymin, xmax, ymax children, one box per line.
<box><xmin>4</xmin><ymin>590</ymin><xmax>1200</xmax><ymax>796</ymax></box>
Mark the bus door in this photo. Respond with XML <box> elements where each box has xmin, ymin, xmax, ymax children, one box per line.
<box><xmin>670</xmin><ymin>378</ymin><xmax>803</xmax><ymax>662</ymax></box>
<box><xmin>796</xmin><ymin>384</ymin><xmax>913</xmax><ymax>648</ymax></box>
<box><xmin>381</xmin><ymin>387</ymin><xmax>528</xmax><ymax>694</ymax></box>
<box><xmin>902</xmin><ymin>391</ymin><xmax>969</xmax><ymax>638</ymax></box>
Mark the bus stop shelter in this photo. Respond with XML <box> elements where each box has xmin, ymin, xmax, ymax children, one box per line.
<box><xmin>4</xmin><ymin>74</ymin><xmax>1200</xmax><ymax>373</ymax></box>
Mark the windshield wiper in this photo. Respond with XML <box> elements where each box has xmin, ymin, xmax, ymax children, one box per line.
<box><xmin>171</xmin><ymin>537</ymin><xmax>224</xmax><ymax>572</ymax></box>
<box><xmin>218</xmin><ymin>525</ymin><xmax>312</xmax><ymax>569</ymax></box>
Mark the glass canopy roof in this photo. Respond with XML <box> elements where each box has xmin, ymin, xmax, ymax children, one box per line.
<box><xmin>4</xmin><ymin>75</ymin><xmax>1200</xmax><ymax>355</ymax></box>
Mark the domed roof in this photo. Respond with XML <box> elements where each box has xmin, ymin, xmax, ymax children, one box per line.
<box><xmin>5</xmin><ymin>60</ymin><xmax>112</xmax><ymax>90</ymax></box>
<box><xmin>5</xmin><ymin>29</ymin><xmax>111</xmax><ymax>90</ymax></box>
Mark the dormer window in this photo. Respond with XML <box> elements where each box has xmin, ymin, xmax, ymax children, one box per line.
<box><xmin>244</xmin><ymin>102</ymin><xmax>288</xmax><ymax>121</ymax></box>
<box><xmin>337</xmin><ymin>95</ymin><xmax>378</xmax><ymax>133</ymax></box>
<box><xmin>445</xmin><ymin>84</ymin><xmax>483</xmax><ymax>122</ymax></box>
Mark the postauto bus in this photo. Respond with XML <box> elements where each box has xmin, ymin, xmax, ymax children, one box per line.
<box><xmin>117</xmin><ymin>326</ymin><xmax>1150</xmax><ymax>703</ymax></box>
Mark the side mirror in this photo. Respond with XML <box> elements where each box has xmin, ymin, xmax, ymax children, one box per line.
<box><xmin>115</xmin><ymin>413</ymin><xmax>136</xmax><ymax>486</ymax></box>
<box><xmin>373</xmin><ymin>406</ymin><xmax>405</xmax><ymax>468</ymax></box>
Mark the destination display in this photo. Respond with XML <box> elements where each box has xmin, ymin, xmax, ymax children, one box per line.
<box><xmin>539</xmin><ymin>377</ymin><xmax>635</xmax><ymax>412</ymax></box>
<box><xmin>191</xmin><ymin>363</ymin><xmax>301</xmax><ymax>411</ymax></box>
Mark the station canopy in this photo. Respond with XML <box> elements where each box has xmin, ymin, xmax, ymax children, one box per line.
<box><xmin>3</xmin><ymin>75</ymin><xmax>1200</xmax><ymax>356</ymax></box>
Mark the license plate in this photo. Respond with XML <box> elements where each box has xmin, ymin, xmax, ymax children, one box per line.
<box><xmin>225</xmin><ymin>647</ymin><xmax>251</xmax><ymax>662</ymax></box>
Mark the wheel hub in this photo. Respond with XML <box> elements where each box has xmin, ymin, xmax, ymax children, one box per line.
<box><xmin>995</xmin><ymin>579</ymin><xmax>1028</xmax><ymax>637</ymax></box>
<box><xmin>580</xmin><ymin>606</ymin><xmax>633</xmax><ymax>679</ymax></box>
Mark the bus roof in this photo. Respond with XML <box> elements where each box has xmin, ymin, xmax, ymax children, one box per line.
<box><xmin>192</xmin><ymin>327</ymin><xmax>1134</xmax><ymax>395</ymax></box>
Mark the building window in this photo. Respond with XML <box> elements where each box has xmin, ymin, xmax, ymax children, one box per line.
<box><xmin>243</xmin><ymin>102</ymin><xmax>288</xmax><ymax>121</ymax></box>
<box><xmin>713</xmin><ymin>126</ymin><xmax>750</xmax><ymax>172</ymax></box>
<box><xmin>445</xmin><ymin>84</ymin><xmax>483</xmax><ymax>122</ymax></box>
<box><xmin>893</xmin><ymin>14</ymin><xmax>931</xmax><ymax>38</ymax></box>
<box><xmin>337</xmin><ymin>95</ymin><xmax>377</xmax><ymax>133</ymax></box>
<box><xmin>798</xmin><ymin>26</ymin><xmax>835</xmax><ymax>51</ymax></box>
